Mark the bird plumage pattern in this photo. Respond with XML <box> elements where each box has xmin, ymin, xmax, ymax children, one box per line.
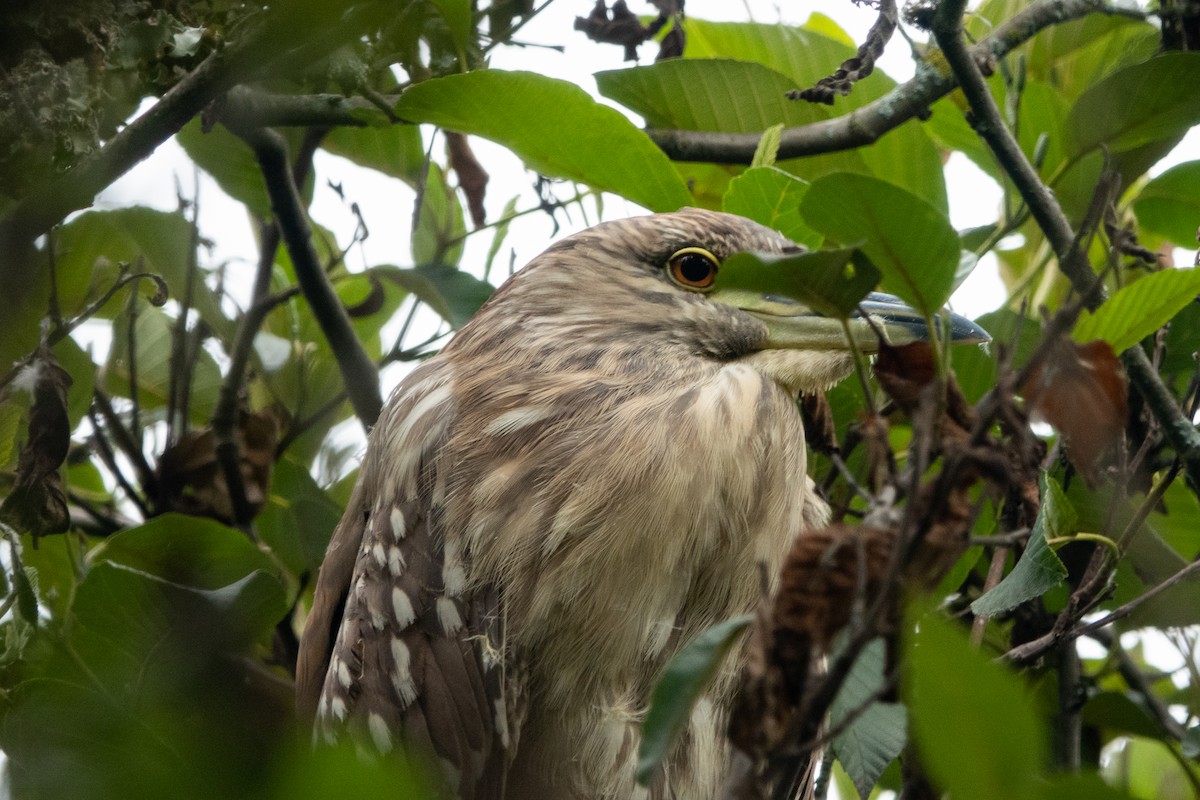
<box><xmin>297</xmin><ymin>208</ymin><xmax>869</xmax><ymax>798</ymax></box>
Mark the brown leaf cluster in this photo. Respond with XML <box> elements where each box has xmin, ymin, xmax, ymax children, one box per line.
<box><xmin>157</xmin><ymin>408</ymin><xmax>281</xmax><ymax>523</ymax></box>
<box><xmin>0</xmin><ymin>347</ymin><xmax>73</xmax><ymax>539</ymax></box>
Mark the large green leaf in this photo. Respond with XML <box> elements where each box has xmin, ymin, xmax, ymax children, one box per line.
<box><xmin>718</xmin><ymin>248</ymin><xmax>879</xmax><ymax>320</ymax></box>
<box><xmin>1133</xmin><ymin>161</ymin><xmax>1200</xmax><ymax>247</ymax></box>
<box><xmin>721</xmin><ymin>167</ymin><xmax>820</xmax><ymax>248</ymax></box>
<box><xmin>596</xmin><ymin>59</ymin><xmax>827</xmax><ymax>133</ymax></box>
<box><xmin>88</xmin><ymin>514</ymin><xmax>277</xmax><ymax>590</ymax></box>
<box><xmin>256</xmin><ymin>457</ymin><xmax>344</xmax><ymax>574</ymax></box>
<box><xmin>972</xmin><ymin>476</ymin><xmax>1072</xmax><ymax>617</ymax></box>
<box><xmin>684</xmin><ymin>18</ymin><xmax>854</xmax><ymax>88</ymax></box>
<box><xmin>395</xmin><ymin>71</ymin><xmax>691</xmax><ymax>213</ymax></box>
<box><xmin>801</xmin><ymin>173</ymin><xmax>960</xmax><ymax>315</ymax></box>
<box><xmin>679</xmin><ymin>18</ymin><xmax>947</xmax><ymax>211</ymax></box>
<box><xmin>54</xmin><ymin>207</ymin><xmax>233</xmax><ymax>340</ymax></box>
<box><xmin>322</xmin><ymin>124</ymin><xmax>425</xmax><ymax>186</ymax></box>
<box><xmin>374</xmin><ymin>263</ymin><xmax>493</xmax><ymax>329</ymax></box>
<box><xmin>73</xmin><ymin>561</ymin><xmax>287</xmax><ymax>681</ymax></box>
<box><xmin>1066</xmin><ymin>53</ymin><xmax>1200</xmax><ymax>158</ymax></box>
<box><xmin>104</xmin><ymin>301</ymin><xmax>222</xmax><ymax>421</ymax></box>
<box><xmin>905</xmin><ymin>609</ymin><xmax>1047</xmax><ymax>800</ymax></box>
<box><xmin>636</xmin><ymin>615</ymin><xmax>752</xmax><ymax>785</ymax></box>
<box><xmin>830</xmin><ymin>639</ymin><xmax>907</xmax><ymax>800</ymax></box>
<box><xmin>1072</xmin><ymin>268</ymin><xmax>1200</xmax><ymax>354</ymax></box>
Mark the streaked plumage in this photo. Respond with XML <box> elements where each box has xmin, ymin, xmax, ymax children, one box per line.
<box><xmin>296</xmin><ymin>209</ymin><xmax>939</xmax><ymax>798</ymax></box>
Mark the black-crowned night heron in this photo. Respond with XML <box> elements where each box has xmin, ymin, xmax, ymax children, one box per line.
<box><xmin>296</xmin><ymin>208</ymin><xmax>984</xmax><ymax>798</ymax></box>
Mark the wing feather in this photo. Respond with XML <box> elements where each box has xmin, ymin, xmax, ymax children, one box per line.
<box><xmin>297</xmin><ymin>366</ymin><xmax>517</xmax><ymax>794</ymax></box>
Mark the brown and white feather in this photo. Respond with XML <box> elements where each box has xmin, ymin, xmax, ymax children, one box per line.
<box><xmin>298</xmin><ymin>209</ymin><xmax>846</xmax><ymax>798</ymax></box>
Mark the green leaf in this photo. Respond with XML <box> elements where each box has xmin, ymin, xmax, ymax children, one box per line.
<box><xmin>636</xmin><ymin>615</ymin><xmax>752</xmax><ymax>785</ymax></box>
<box><xmin>1101</xmin><ymin>736</ymin><xmax>1199</xmax><ymax>800</ymax></box>
<box><xmin>1081</xmin><ymin>691</ymin><xmax>1164</xmax><ymax>739</ymax></box>
<box><xmin>597</xmin><ymin>59</ymin><xmax>827</xmax><ymax>133</ymax></box>
<box><xmin>428</xmin><ymin>0</ymin><xmax>471</xmax><ymax>52</ymax></box>
<box><xmin>104</xmin><ymin>301</ymin><xmax>222</xmax><ymax>421</ymax></box>
<box><xmin>396</xmin><ymin>71</ymin><xmax>691</xmax><ymax>213</ymax></box>
<box><xmin>375</xmin><ymin>263</ymin><xmax>493</xmax><ymax>329</ymax></box>
<box><xmin>684</xmin><ymin>19</ymin><xmax>856</xmax><ymax>88</ymax></box>
<box><xmin>1134</xmin><ymin>161</ymin><xmax>1200</xmax><ymax>247</ymax></box>
<box><xmin>322</xmin><ymin>124</ymin><xmax>425</xmax><ymax>186</ymax></box>
<box><xmin>1034</xmin><ymin>773</ymin><xmax>1140</xmax><ymax>800</ymax></box>
<box><xmin>257</xmin><ymin>458</ymin><xmax>343</xmax><ymax>574</ymax></box>
<box><xmin>722</xmin><ymin>167</ymin><xmax>820</xmax><ymax>248</ymax></box>
<box><xmin>718</xmin><ymin>248</ymin><xmax>880</xmax><ymax>319</ymax></box>
<box><xmin>268</xmin><ymin>739</ymin><xmax>437</xmax><ymax>800</ymax></box>
<box><xmin>52</xmin><ymin>335</ymin><xmax>97</xmax><ymax>432</ymax></box>
<box><xmin>972</xmin><ymin>475</ymin><xmax>1072</xmax><ymax>616</ymax></box>
<box><xmin>801</xmin><ymin>173</ymin><xmax>960</xmax><ymax>315</ymax></box>
<box><xmin>20</xmin><ymin>531</ymin><xmax>81</xmax><ymax>619</ymax></box>
<box><xmin>1066</xmin><ymin>52</ymin><xmax>1200</xmax><ymax>158</ymax></box>
<box><xmin>905</xmin><ymin>609</ymin><xmax>1047</xmax><ymax>800</ymax></box>
<box><xmin>73</xmin><ymin>562</ymin><xmax>287</xmax><ymax>675</ymax></box>
<box><xmin>88</xmin><ymin>514</ymin><xmax>277</xmax><ymax>590</ymax></box>
<box><xmin>177</xmin><ymin>118</ymin><xmax>272</xmax><ymax>218</ymax></box>
<box><xmin>413</xmin><ymin>162</ymin><xmax>466</xmax><ymax>267</ymax></box>
<box><xmin>830</xmin><ymin>639</ymin><xmax>907</xmax><ymax>800</ymax></box>
<box><xmin>55</xmin><ymin>207</ymin><xmax>233</xmax><ymax>340</ymax></box>
<box><xmin>751</xmin><ymin>124</ymin><xmax>783</xmax><ymax>168</ymax></box>
<box><xmin>1149</xmin><ymin>480</ymin><xmax>1200</xmax><ymax>561</ymax></box>
<box><xmin>1073</xmin><ymin>268</ymin><xmax>1200</xmax><ymax>354</ymax></box>
<box><xmin>9</xmin><ymin>538</ymin><xmax>38</xmax><ymax>624</ymax></box>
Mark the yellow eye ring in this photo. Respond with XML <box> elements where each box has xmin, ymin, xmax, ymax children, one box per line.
<box><xmin>667</xmin><ymin>248</ymin><xmax>719</xmax><ymax>290</ymax></box>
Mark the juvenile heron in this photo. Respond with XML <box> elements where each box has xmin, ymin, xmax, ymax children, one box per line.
<box><xmin>296</xmin><ymin>208</ymin><xmax>984</xmax><ymax>798</ymax></box>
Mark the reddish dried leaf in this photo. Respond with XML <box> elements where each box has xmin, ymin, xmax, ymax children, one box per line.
<box><xmin>446</xmin><ymin>132</ymin><xmax>488</xmax><ymax>228</ymax></box>
<box><xmin>873</xmin><ymin>341</ymin><xmax>936</xmax><ymax>413</ymax></box>
<box><xmin>1022</xmin><ymin>338</ymin><xmax>1128</xmax><ymax>474</ymax></box>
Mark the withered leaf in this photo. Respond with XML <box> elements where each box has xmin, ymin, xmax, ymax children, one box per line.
<box><xmin>1</xmin><ymin>347</ymin><xmax>73</xmax><ymax>538</ymax></box>
<box><xmin>157</xmin><ymin>408</ymin><xmax>281</xmax><ymax>522</ymax></box>
<box><xmin>1022</xmin><ymin>338</ymin><xmax>1127</xmax><ymax>475</ymax></box>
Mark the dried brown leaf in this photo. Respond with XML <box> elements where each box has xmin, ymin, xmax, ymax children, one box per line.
<box><xmin>1</xmin><ymin>347</ymin><xmax>73</xmax><ymax>538</ymax></box>
<box><xmin>1022</xmin><ymin>338</ymin><xmax>1128</xmax><ymax>475</ymax></box>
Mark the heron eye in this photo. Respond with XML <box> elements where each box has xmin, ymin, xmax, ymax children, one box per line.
<box><xmin>667</xmin><ymin>248</ymin><xmax>719</xmax><ymax>290</ymax></box>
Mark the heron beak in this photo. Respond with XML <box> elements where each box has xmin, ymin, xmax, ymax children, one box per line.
<box><xmin>707</xmin><ymin>288</ymin><xmax>990</xmax><ymax>353</ymax></box>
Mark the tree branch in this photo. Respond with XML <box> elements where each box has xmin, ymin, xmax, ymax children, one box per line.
<box><xmin>0</xmin><ymin>1</ymin><xmax>391</xmax><ymax>253</ymax></box>
<box><xmin>647</xmin><ymin>0</ymin><xmax>1141</xmax><ymax>164</ymax></box>
<box><xmin>235</xmin><ymin>127</ymin><xmax>382</xmax><ymax>429</ymax></box>
<box><xmin>930</xmin><ymin>0</ymin><xmax>1200</xmax><ymax>493</ymax></box>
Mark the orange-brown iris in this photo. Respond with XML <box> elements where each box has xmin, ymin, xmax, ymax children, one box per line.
<box><xmin>667</xmin><ymin>248</ymin><xmax>719</xmax><ymax>290</ymax></box>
